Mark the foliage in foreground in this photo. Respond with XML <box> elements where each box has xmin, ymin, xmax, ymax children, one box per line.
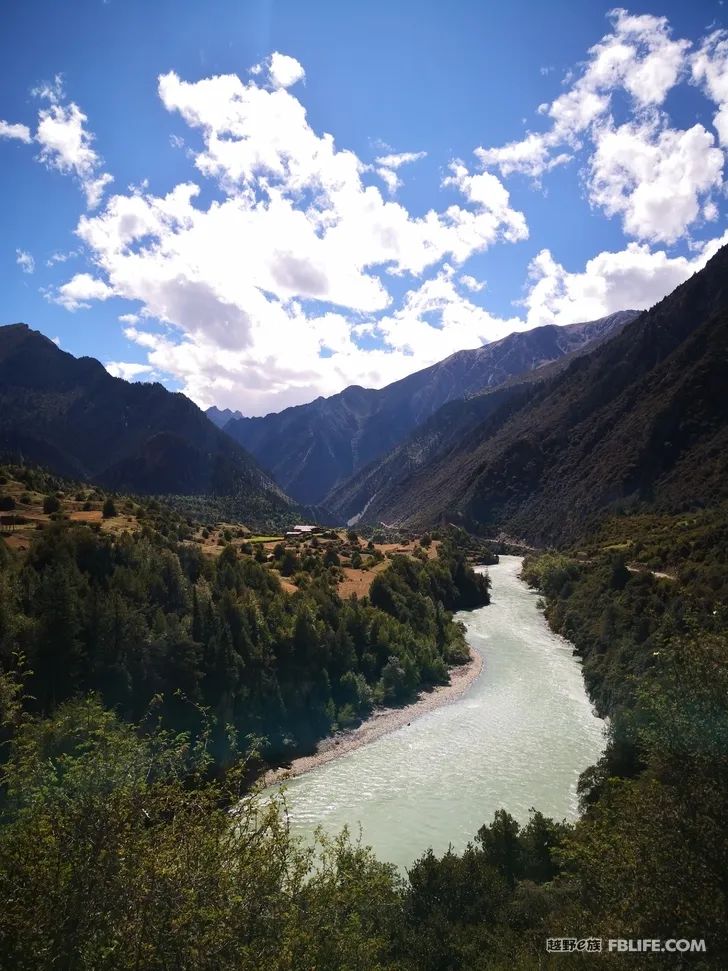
<box><xmin>2</xmin><ymin>646</ymin><xmax>725</xmax><ymax>971</ymax></box>
<box><xmin>0</xmin><ymin>696</ymin><xmax>404</xmax><ymax>971</ymax></box>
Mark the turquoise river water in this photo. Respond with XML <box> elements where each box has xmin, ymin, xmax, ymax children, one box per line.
<box><xmin>275</xmin><ymin>555</ymin><xmax>606</xmax><ymax>870</ymax></box>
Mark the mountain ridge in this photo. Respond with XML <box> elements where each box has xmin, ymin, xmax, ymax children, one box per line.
<box><xmin>223</xmin><ymin>311</ymin><xmax>638</xmax><ymax>506</ymax></box>
<box><xmin>0</xmin><ymin>323</ymin><xmax>293</xmax><ymax>517</ymax></box>
<box><xmin>324</xmin><ymin>310</ymin><xmax>641</xmax><ymax>524</ymax></box>
<box><xmin>351</xmin><ymin>244</ymin><xmax>728</xmax><ymax>543</ymax></box>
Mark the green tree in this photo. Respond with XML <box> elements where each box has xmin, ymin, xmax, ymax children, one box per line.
<box><xmin>0</xmin><ymin>699</ymin><xmax>405</xmax><ymax>971</ymax></box>
<box><xmin>42</xmin><ymin>495</ymin><xmax>60</xmax><ymax>514</ymax></box>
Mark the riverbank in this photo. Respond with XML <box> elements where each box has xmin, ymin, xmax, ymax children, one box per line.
<box><xmin>263</xmin><ymin>645</ymin><xmax>483</xmax><ymax>786</ymax></box>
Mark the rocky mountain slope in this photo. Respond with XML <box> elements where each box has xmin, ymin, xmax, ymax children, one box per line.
<box><xmin>352</xmin><ymin>246</ymin><xmax>728</xmax><ymax>543</ymax></box>
<box><xmin>224</xmin><ymin>311</ymin><xmax>637</xmax><ymax>505</ymax></box>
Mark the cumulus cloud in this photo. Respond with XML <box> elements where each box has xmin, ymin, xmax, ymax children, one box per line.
<box><xmin>692</xmin><ymin>30</ymin><xmax>728</xmax><ymax>146</ymax></box>
<box><xmin>53</xmin><ymin>272</ymin><xmax>115</xmax><ymax>311</ymax></box>
<box><xmin>476</xmin><ymin>134</ymin><xmax>571</xmax><ymax>180</ymax></box>
<box><xmin>0</xmin><ymin>75</ymin><xmax>115</xmax><ymax>208</ymax></box>
<box><xmin>36</xmin><ymin>98</ymin><xmax>113</xmax><ymax>208</ymax></box>
<box><xmin>252</xmin><ymin>52</ymin><xmax>306</xmax><ymax>89</ymax></box>
<box><xmin>478</xmin><ymin>10</ymin><xmax>690</xmax><ymax>180</ymax></box>
<box><xmin>15</xmin><ymin>249</ymin><xmax>35</xmax><ymax>274</ymax></box>
<box><xmin>51</xmin><ymin>63</ymin><xmax>530</xmax><ymax>411</ymax></box>
<box><xmin>44</xmin><ymin>30</ymin><xmax>728</xmax><ymax>414</ymax></box>
<box><xmin>588</xmin><ymin>120</ymin><xmax>723</xmax><ymax>243</ymax></box>
<box><xmin>0</xmin><ymin>120</ymin><xmax>32</xmax><ymax>143</ymax></box>
<box><xmin>523</xmin><ymin>233</ymin><xmax>728</xmax><ymax>326</ymax></box>
<box><xmin>375</xmin><ymin>267</ymin><xmax>526</xmax><ymax>362</ymax></box>
<box><xmin>459</xmin><ymin>274</ymin><xmax>486</xmax><ymax>292</ymax></box>
<box><xmin>472</xmin><ymin>10</ymin><xmax>721</xmax><ymax>243</ymax></box>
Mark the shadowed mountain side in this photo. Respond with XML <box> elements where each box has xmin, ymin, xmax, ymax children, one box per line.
<box><xmin>325</xmin><ymin>313</ymin><xmax>640</xmax><ymax>524</ymax></box>
<box><xmin>0</xmin><ymin>323</ymin><xmax>293</xmax><ymax>513</ymax></box>
<box><xmin>353</xmin><ymin>244</ymin><xmax>728</xmax><ymax>543</ymax></box>
<box><xmin>223</xmin><ymin>312</ymin><xmax>638</xmax><ymax>505</ymax></box>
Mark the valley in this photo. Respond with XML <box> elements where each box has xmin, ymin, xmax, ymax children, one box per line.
<box><xmin>1</xmin><ymin>246</ymin><xmax>727</xmax><ymax>967</ymax></box>
<box><xmin>275</xmin><ymin>556</ymin><xmax>606</xmax><ymax>871</ymax></box>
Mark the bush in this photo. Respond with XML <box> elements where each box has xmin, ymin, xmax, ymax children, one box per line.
<box><xmin>0</xmin><ymin>698</ymin><xmax>402</xmax><ymax>971</ymax></box>
<box><xmin>42</xmin><ymin>495</ymin><xmax>60</xmax><ymax>515</ymax></box>
<box><xmin>102</xmin><ymin>498</ymin><xmax>117</xmax><ymax>519</ymax></box>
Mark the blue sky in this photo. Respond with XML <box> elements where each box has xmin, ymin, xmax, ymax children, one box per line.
<box><xmin>1</xmin><ymin>0</ymin><xmax>727</xmax><ymax>414</ymax></box>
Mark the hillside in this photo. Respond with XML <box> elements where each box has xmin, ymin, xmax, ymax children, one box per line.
<box><xmin>359</xmin><ymin>244</ymin><xmax>728</xmax><ymax>543</ymax></box>
<box><xmin>0</xmin><ymin>324</ymin><xmax>293</xmax><ymax>521</ymax></box>
<box><xmin>325</xmin><ymin>313</ymin><xmax>636</xmax><ymax>524</ymax></box>
<box><xmin>223</xmin><ymin>312</ymin><xmax>637</xmax><ymax>505</ymax></box>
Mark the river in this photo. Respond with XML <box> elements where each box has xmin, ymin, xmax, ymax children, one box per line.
<box><xmin>275</xmin><ymin>555</ymin><xmax>606</xmax><ymax>870</ymax></box>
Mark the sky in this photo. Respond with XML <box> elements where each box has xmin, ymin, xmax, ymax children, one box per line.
<box><xmin>1</xmin><ymin>0</ymin><xmax>728</xmax><ymax>416</ymax></box>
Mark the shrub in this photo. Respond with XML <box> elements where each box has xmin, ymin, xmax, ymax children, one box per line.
<box><xmin>42</xmin><ymin>495</ymin><xmax>60</xmax><ymax>515</ymax></box>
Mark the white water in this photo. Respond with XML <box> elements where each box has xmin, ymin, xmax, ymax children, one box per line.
<box><xmin>277</xmin><ymin>556</ymin><xmax>606</xmax><ymax>870</ymax></box>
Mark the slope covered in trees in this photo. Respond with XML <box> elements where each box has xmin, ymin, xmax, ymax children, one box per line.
<box><xmin>0</xmin><ymin>463</ymin><xmax>488</xmax><ymax>767</ymax></box>
<box><xmin>1</xmin><ymin>485</ymin><xmax>726</xmax><ymax>963</ymax></box>
<box><xmin>2</xmin><ymin>507</ymin><xmax>726</xmax><ymax>967</ymax></box>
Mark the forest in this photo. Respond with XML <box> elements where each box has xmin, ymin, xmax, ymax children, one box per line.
<box><xmin>0</xmin><ymin>464</ymin><xmax>489</xmax><ymax>768</ymax></box>
<box><xmin>0</xmin><ymin>465</ymin><xmax>725</xmax><ymax>968</ymax></box>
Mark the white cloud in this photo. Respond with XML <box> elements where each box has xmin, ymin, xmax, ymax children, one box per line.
<box><xmin>442</xmin><ymin>162</ymin><xmax>528</xmax><ymax>245</ymax></box>
<box><xmin>31</xmin><ymin>74</ymin><xmax>65</xmax><ymax>104</ymax></box>
<box><xmin>0</xmin><ymin>75</ymin><xmax>111</xmax><ymax>207</ymax></box>
<box><xmin>692</xmin><ymin>30</ymin><xmax>728</xmax><ymax>146</ymax></box>
<box><xmin>53</xmin><ymin>272</ymin><xmax>115</xmax><ymax>311</ymax></box>
<box><xmin>53</xmin><ymin>64</ymin><xmax>530</xmax><ymax>411</ymax></box>
<box><xmin>46</xmin><ymin>249</ymin><xmax>80</xmax><ymax>266</ymax></box>
<box><xmin>374</xmin><ymin>151</ymin><xmax>427</xmax><ymax>169</ymax></box>
<box><xmin>34</xmin><ymin>82</ymin><xmax>113</xmax><ymax>209</ymax></box>
<box><xmin>374</xmin><ymin>150</ymin><xmax>426</xmax><ymax>194</ymax></box>
<box><xmin>0</xmin><ymin>120</ymin><xmax>32</xmax><ymax>143</ymax></box>
<box><xmin>476</xmin><ymin>134</ymin><xmax>571</xmax><ymax>179</ymax></box>
<box><xmin>478</xmin><ymin>10</ymin><xmax>690</xmax><ymax>182</ymax></box>
<box><xmin>375</xmin><ymin>267</ymin><xmax>526</xmax><ymax>363</ymax></box>
<box><xmin>471</xmin><ymin>11</ymin><xmax>722</xmax><ymax>245</ymax></box>
<box><xmin>105</xmin><ymin>360</ymin><xmax>157</xmax><ymax>382</ymax></box>
<box><xmin>523</xmin><ymin>233</ymin><xmax>728</xmax><ymax>326</ymax></box>
<box><xmin>459</xmin><ymin>274</ymin><xmax>485</xmax><ymax>292</ymax></box>
<box><xmin>253</xmin><ymin>52</ymin><xmax>306</xmax><ymax>89</ymax></box>
<box><xmin>588</xmin><ymin>119</ymin><xmax>724</xmax><ymax>243</ymax></box>
<box><xmin>46</xmin><ymin>34</ymin><xmax>728</xmax><ymax>415</ymax></box>
<box><xmin>15</xmin><ymin>249</ymin><xmax>35</xmax><ymax>274</ymax></box>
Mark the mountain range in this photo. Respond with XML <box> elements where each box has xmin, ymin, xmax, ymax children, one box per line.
<box><xmin>3</xmin><ymin>240</ymin><xmax>727</xmax><ymax>546</ymax></box>
<box><xmin>219</xmin><ymin>311</ymin><xmax>637</xmax><ymax>507</ymax></box>
<box><xmin>0</xmin><ymin>324</ymin><xmax>291</xmax><ymax>517</ymax></box>
<box><xmin>338</xmin><ymin>244</ymin><xmax>728</xmax><ymax>543</ymax></box>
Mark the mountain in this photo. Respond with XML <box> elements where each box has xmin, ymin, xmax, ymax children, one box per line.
<box><xmin>0</xmin><ymin>324</ymin><xmax>292</xmax><ymax>514</ymax></box>
<box><xmin>224</xmin><ymin>311</ymin><xmax>637</xmax><ymax>506</ymax></box>
<box><xmin>325</xmin><ymin>311</ymin><xmax>640</xmax><ymax>524</ymax></box>
<box><xmin>206</xmin><ymin>405</ymin><xmax>244</xmax><ymax>428</ymax></box>
<box><xmin>352</xmin><ymin>245</ymin><xmax>728</xmax><ymax>543</ymax></box>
